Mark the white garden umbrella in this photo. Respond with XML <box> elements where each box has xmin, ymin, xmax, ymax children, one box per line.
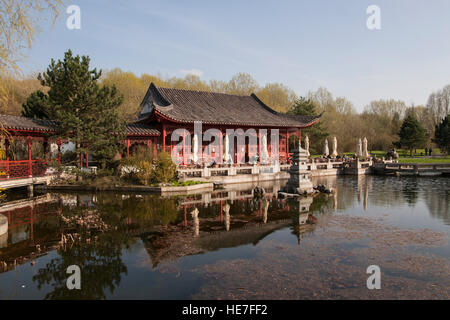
<box><xmin>261</xmin><ymin>134</ymin><xmax>269</xmax><ymax>163</ymax></box>
<box><xmin>193</xmin><ymin>133</ymin><xmax>199</xmax><ymax>164</ymax></box>
<box><xmin>224</xmin><ymin>134</ymin><xmax>230</xmax><ymax>163</ymax></box>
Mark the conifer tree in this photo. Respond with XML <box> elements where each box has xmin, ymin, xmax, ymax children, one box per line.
<box><xmin>22</xmin><ymin>50</ymin><xmax>125</xmax><ymax>168</ymax></box>
<box><xmin>433</xmin><ymin>115</ymin><xmax>449</xmax><ymax>154</ymax></box>
<box><xmin>396</xmin><ymin>114</ymin><xmax>429</xmax><ymax>156</ymax></box>
<box><xmin>288</xmin><ymin>97</ymin><xmax>327</xmax><ymax>155</ymax></box>
<box><xmin>21</xmin><ymin>90</ymin><xmax>51</xmax><ymax>119</ymax></box>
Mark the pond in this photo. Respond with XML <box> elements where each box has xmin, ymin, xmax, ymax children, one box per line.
<box><xmin>0</xmin><ymin>176</ymin><xmax>449</xmax><ymax>299</ymax></box>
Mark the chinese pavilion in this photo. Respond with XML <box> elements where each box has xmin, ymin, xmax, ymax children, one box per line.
<box><xmin>0</xmin><ymin>83</ymin><xmax>320</xmax><ymax>180</ymax></box>
<box><xmin>135</xmin><ymin>83</ymin><xmax>320</xmax><ymax>165</ymax></box>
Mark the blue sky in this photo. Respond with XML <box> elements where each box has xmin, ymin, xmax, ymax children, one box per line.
<box><xmin>19</xmin><ymin>0</ymin><xmax>450</xmax><ymax>112</ymax></box>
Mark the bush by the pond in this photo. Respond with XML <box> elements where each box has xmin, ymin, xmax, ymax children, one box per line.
<box><xmin>150</xmin><ymin>152</ymin><xmax>177</xmax><ymax>184</ymax></box>
<box><xmin>120</xmin><ymin>146</ymin><xmax>155</xmax><ymax>186</ymax></box>
<box><xmin>120</xmin><ymin>151</ymin><xmax>176</xmax><ymax>185</ymax></box>
<box><xmin>121</xmin><ymin>160</ymin><xmax>153</xmax><ymax>186</ymax></box>
<box><xmin>52</xmin><ymin>149</ymin><xmax>178</xmax><ymax>187</ymax></box>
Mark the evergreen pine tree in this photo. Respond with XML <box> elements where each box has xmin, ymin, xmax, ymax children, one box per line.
<box><xmin>22</xmin><ymin>50</ymin><xmax>125</xmax><ymax>168</ymax></box>
<box><xmin>21</xmin><ymin>90</ymin><xmax>52</xmax><ymax>119</ymax></box>
<box><xmin>396</xmin><ymin>114</ymin><xmax>429</xmax><ymax>156</ymax></box>
<box><xmin>288</xmin><ymin>97</ymin><xmax>328</xmax><ymax>155</ymax></box>
<box><xmin>433</xmin><ymin>115</ymin><xmax>449</xmax><ymax>154</ymax></box>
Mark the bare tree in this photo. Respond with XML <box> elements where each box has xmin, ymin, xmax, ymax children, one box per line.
<box><xmin>426</xmin><ymin>85</ymin><xmax>450</xmax><ymax>126</ymax></box>
<box><xmin>0</xmin><ymin>0</ymin><xmax>64</xmax><ymax>101</ymax></box>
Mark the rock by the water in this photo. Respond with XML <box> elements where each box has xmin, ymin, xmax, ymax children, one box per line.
<box><xmin>314</xmin><ymin>184</ymin><xmax>334</xmax><ymax>194</ymax></box>
<box><xmin>278</xmin><ymin>191</ymin><xmax>300</xmax><ymax>198</ymax></box>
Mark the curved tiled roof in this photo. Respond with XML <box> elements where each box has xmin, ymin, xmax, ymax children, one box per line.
<box><xmin>140</xmin><ymin>83</ymin><xmax>320</xmax><ymax>128</ymax></box>
<box><xmin>0</xmin><ymin>114</ymin><xmax>160</xmax><ymax>136</ymax></box>
<box><xmin>126</xmin><ymin>123</ymin><xmax>160</xmax><ymax>136</ymax></box>
<box><xmin>0</xmin><ymin>114</ymin><xmax>58</xmax><ymax>132</ymax></box>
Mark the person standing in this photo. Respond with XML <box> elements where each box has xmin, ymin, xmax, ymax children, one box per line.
<box><xmin>425</xmin><ymin>147</ymin><xmax>428</xmax><ymax>156</ymax></box>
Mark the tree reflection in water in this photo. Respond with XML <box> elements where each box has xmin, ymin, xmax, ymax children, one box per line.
<box><xmin>32</xmin><ymin>206</ymin><xmax>130</xmax><ymax>299</ymax></box>
<box><xmin>32</xmin><ymin>194</ymin><xmax>180</xmax><ymax>299</ymax></box>
<box><xmin>0</xmin><ymin>175</ymin><xmax>446</xmax><ymax>299</ymax></box>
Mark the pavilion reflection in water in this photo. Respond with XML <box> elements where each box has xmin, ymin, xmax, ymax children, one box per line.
<box><xmin>1</xmin><ymin>176</ymin><xmax>448</xmax><ymax>300</ymax></box>
<box><xmin>0</xmin><ymin>180</ymin><xmax>326</xmax><ymax>272</ymax></box>
<box><xmin>1</xmin><ymin>175</ymin><xmax>447</xmax><ymax>274</ymax></box>
<box><xmin>143</xmin><ymin>181</ymin><xmax>322</xmax><ymax>267</ymax></box>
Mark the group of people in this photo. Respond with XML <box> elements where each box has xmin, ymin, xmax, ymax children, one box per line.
<box><xmin>424</xmin><ymin>147</ymin><xmax>433</xmax><ymax>156</ymax></box>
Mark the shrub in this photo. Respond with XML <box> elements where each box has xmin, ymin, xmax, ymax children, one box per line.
<box><xmin>120</xmin><ymin>145</ymin><xmax>155</xmax><ymax>185</ymax></box>
<box><xmin>151</xmin><ymin>152</ymin><xmax>176</xmax><ymax>184</ymax></box>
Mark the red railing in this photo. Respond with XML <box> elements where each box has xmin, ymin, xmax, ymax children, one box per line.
<box><xmin>0</xmin><ymin>160</ymin><xmax>47</xmax><ymax>180</ymax></box>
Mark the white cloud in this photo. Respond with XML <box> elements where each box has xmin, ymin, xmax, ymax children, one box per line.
<box><xmin>180</xmin><ymin>68</ymin><xmax>204</xmax><ymax>77</ymax></box>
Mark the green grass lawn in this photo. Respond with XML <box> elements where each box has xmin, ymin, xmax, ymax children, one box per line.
<box><xmin>310</xmin><ymin>149</ymin><xmax>449</xmax><ymax>164</ymax></box>
<box><xmin>370</xmin><ymin>149</ymin><xmax>449</xmax><ymax>164</ymax></box>
<box><xmin>397</xmin><ymin>157</ymin><xmax>450</xmax><ymax>164</ymax></box>
<box><xmin>372</xmin><ymin>148</ymin><xmax>443</xmax><ymax>158</ymax></box>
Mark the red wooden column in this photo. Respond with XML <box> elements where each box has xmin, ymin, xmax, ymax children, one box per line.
<box><xmin>182</xmin><ymin>130</ymin><xmax>186</xmax><ymax>165</ymax></box>
<box><xmin>286</xmin><ymin>130</ymin><xmax>289</xmax><ymax>156</ymax></box>
<box><xmin>297</xmin><ymin>128</ymin><xmax>301</xmax><ymax>148</ymax></box>
<box><xmin>284</xmin><ymin>130</ymin><xmax>289</xmax><ymax>162</ymax></box>
<box><xmin>162</xmin><ymin>124</ymin><xmax>166</xmax><ymax>153</ymax></box>
<box><xmin>257</xmin><ymin>130</ymin><xmax>260</xmax><ymax>163</ymax></box>
<box><xmin>126</xmin><ymin>139</ymin><xmax>130</xmax><ymax>158</ymax></box>
<box><xmin>219</xmin><ymin>129</ymin><xmax>223</xmax><ymax>164</ymax></box>
<box><xmin>27</xmin><ymin>136</ymin><xmax>32</xmax><ymax>177</ymax></box>
<box><xmin>169</xmin><ymin>128</ymin><xmax>173</xmax><ymax>155</ymax></box>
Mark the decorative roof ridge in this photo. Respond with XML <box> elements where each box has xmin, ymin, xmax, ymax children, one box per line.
<box><xmin>250</xmin><ymin>93</ymin><xmax>280</xmax><ymax>115</ymax></box>
<box><xmin>149</xmin><ymin>83</ymin><xmax>172</xmax><ymax>107</ymax></box>
<box><xmin>154</xmin><ymin>83</ymin><xmax>252</xmax><ymax>98</ymax></box>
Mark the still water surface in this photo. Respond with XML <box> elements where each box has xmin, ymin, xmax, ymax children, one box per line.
<box><xmin>0</xmin><ymin>176</ymin><xmax>449</xmax><ymax>299</ymax></box>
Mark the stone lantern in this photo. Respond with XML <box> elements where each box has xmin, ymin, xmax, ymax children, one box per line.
<box><xmin>283</xmin><ymin>146</ymin><xmax>313</xmax><ymax>195</ymax></box>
